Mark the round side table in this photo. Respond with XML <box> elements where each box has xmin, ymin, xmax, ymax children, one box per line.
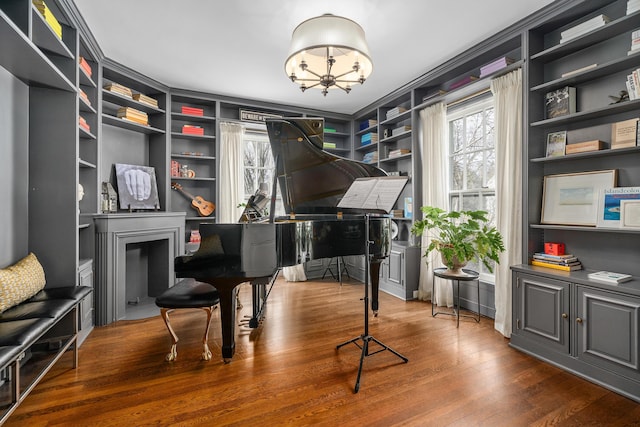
<box><xmin>432</xmin><ymin>267</ymin><xmax>480</xmax><ymax>328</ymax></box>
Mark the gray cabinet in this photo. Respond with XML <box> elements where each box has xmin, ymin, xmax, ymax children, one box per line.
<box><xmin>511</xmin><ymin>268</ymin><xmax>640</xmax><ymax>402</ymax></box>
<box><xmin>78</xmin><ymin>259</ymin><xmax>94</xmax><ymax>344</ymax></box>
<box><xmin>380</xmin><ymin>242</ymin><xmax>420</xmax><ymax>300</ymax></box>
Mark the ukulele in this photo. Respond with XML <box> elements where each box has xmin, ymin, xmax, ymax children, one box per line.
<box><xmin>171</xmin><ymin>182</ymin><xmax>215</xmax><ymax>216</ymax></box>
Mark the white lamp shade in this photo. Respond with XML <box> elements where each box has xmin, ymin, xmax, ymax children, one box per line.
<box><xmin>285</xmin><ymin>14</ymin><xmax>373</xmax><ymax>89</ymax></box>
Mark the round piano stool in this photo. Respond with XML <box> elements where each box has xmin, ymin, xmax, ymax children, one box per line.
<box><xmin>155</xmin><ymin>279</ymin><xmax>220</xmax><ymax>361</ymax></box>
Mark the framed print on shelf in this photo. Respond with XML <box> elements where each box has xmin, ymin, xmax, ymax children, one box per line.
<box><xmin>546</xmin><ymin>131</ymin><xmax>567</xmax><ymax>157</ymax></box>
<box><xmin>620</xmin><ymin>200</ymin><xmax>640</xmax><ymax>229</ymax></box>
<box><xmin>596</xmin><ymin>186</ymin><xmax>640</xmax><ymax>228</ymax></box>
<box><xmin>541</xmin><ymin>170</ymin><xmax>617</xmax><ymax>226</ymax></box>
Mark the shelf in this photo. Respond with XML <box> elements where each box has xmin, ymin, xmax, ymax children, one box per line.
<box><xmin>30</xmin><ymin>6</ymin><xmax>73</xmax><ymax>60</ymax></box>
<box><xmin>324</xmin><ymin>131</ymin><xmax>350</xmax><ymax>138</ymax></box>
<box><xmin>530</xmin><ymin>98</ymin><xmax>640</xmax><ymax>127</ymax></box>
<box><xmin>79</xmin><ymin>126</ymin><xmax>96</xmax><ymax>140</ymax></box>
<box><xmin>531</xmin><ymin>146</ymin><xmax>640</xmax><ymax>162</ymax></box>
<box><xmin>185</xmin><ymin>216</ymin><xmax>216</xmax><ymax>221</ymax></box>
<box><xmin>530</xmin><ymin>223</ymin><xmax>640</xmax><ymax>234</ymax></box>
<box><xmin>356</xmin><ymin>125</ymin><xmax>377</xmax><ymax>136</ymax></box>
<box><xmin>170</xmin><ymin>177</ymin><xmax>216</xmax><ymax>182</ymax></box>
<box><xmin>530</xmin><ymin>54</ymin><xmax>640</xmax><ymax>93</ymax></box>
<box><xmin>78</xmin><ymin>223</ymin><xmax>91</xmax><ymax>230</ymax></box>
<box><xmin>79</xmin><ymin>65</ymin><xmax>96</xmax><ymax>88</ymax></box>
<box><xmin>531</xmin><ymin>11</ymin><xmax>640</xmax><ymax>63</ymax></box>
<box><xmin>170</xmin><ymin>132</ymin><xmax>215</xmax><ymax>141</ymax></box>
<box><xmin>102</xmin><ymin>89</ymin><xmax>165</xmax><ymax>114</ymax></box>
<box><xmin>355</xmin><ymin>142</ymin><xmax>378</xmax><ymax>152</ymax></box>
<box><xmin>171</xmin><ymin>112</ymin><xmax>216</xmax><ymax>123</ymax></box>
<box><xmin>102</xmin><ymin>114</ymin><xmax>165</xmax><ymax>134</ymax></box>
<box><xmin>79</xmin><ymin>96</ymin><xmax>96</xmax><ymax>113</ymax></box>
<box><xmin>380</xmin><ymin>153</ymin><xmax>412</xmax><ymax>163</ymax></box>
<box><xmin>380</xmin><ymin>130</ymin><xmax>412</xmax><ymax>144</ymax></box>
<box><xmin>0</xmin><ymin>11</ymin><xmax>74</xmax><ymax>91</ymax></box>
<box><xmin>324</xmin><ymin>147</ymin><xmax>350</xmax><ymax>154</ymax></box>
<box><xmin>380</xmin><ymin>110</ymin><xmax>411</xmax><ymax>126</ymax></box>
<box><xmin>78</xmin><ymin>158</ymin><xmax>96</xmax><ymax>168</ymax></box>
<box><xmin>171</xmin><ymin>154</ymin><xmax>215</xmax><ymax>160</ymax></box>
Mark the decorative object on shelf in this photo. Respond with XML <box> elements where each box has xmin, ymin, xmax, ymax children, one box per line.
<box><xmin>620</xmin><ymin>199</ymin><xmax>640</xmax><ymax>229</ymax></box>
<box><xmin>189</xmin><ymin>230</ymin><xmax>201</xmax><ymax>244</ymax></box>
<box><xmin>588</xmin><ymin>270</ymin><xmax>633</xmax><ymax>284</ymax></box>
<box><xmin>545</xmin><ymin>86</ymin><xmax>576</xmax><ymax>119</ymax></box>
<box><xmin>564</xmin><ymin>139</ymin><xmax>604</xmax><ymax>155</ymax></box>
<box><xmin>611</xmin><ymin>118</ymin><xmax>638</xmax><ymax>149</ymax></box>
<box><xmin>101</xmin><ymin>182</ymin><xmax>118</xmax><ymax>214</ymax></box>
<box><xmin>596</xmin><ymin>186</ymin><xmax>640</xmax><ymax>228</ymax></box>
<box><xmin>559</xmin><ymin>14</ymin><xmax>610</xmax><ymax>44</ymax></box>
<box><xmin>285</xmin><ymin>14</ymin><xmax>373</xmax><ymax>96</ymax></box>
<box><xmin>410</xmin><ymin>206</ymin><xmax>504</xmax><ymax>275</ymax></box>
<box><xmin>114</xmin><ymin>164</ymin><xmax>160</xmax><ymax>210</ymax></box>
<box><xmin>545</xmin><ymin>131</ymin><xmax>566</xmax><ymax>157</ymax></box>
<box><xmin>171</xmin><ymin>182</ymin><xmax>215</xmax><ymax>217</ymax></box>
<box><xmin>541</xmin><ymin>170</ymin><xmax>617</xmax><ymax>226</ymax></box>
<box><xmin>171</xmin><ymin>160</ymin><xmax>180</xmax><ymax>178</ymax></box>
<box><xmin>544</xmin><ymin>242</ymin><xmax>565</xmax><ymax>255</ymax></box>
<box><xmin>608</xmin><ymin>90</ymin><xmax>629</xmax><ymax>104</ymax></box>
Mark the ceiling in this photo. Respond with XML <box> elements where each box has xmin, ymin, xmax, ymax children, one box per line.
<box><xmin>73</xmin><ymin>0</ymin><xmax>555</xmax><ymax>115</ymax></box>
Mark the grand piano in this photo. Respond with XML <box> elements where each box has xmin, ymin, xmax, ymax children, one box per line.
<box><xmin>175</xmin><ymin>117</ymin><xmax>394</xmax><ymax>362</ymax></box>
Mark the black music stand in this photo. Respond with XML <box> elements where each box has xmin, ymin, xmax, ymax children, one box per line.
<box><xmin>335</xmin><ymin>176</ymin><xmax>409</xmax><ymax>393</ymax></box>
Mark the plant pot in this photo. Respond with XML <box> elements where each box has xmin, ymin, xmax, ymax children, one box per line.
<box><xmin>441</xmin><ymin>253</ymin><xmax>468</xmax><ymax>276</ymax></box>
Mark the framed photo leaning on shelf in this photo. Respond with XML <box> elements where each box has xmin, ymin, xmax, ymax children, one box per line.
<box><xmin>546</xmin><ymin>131</ymin><xmax>566</xmax><ymax>157</ymax></box>
<box><xmin>595</xmin><ymin>186</ymin><xmax>640</xmax><ymax>228</ymax></box>
<box><xmin>541</xmin><ymin>170</ymin><xmax>617</xmax><ymax>226</ymax></box>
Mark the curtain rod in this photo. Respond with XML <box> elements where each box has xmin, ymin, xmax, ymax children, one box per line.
<box><xmin>447</xmin><ymin>87</ymin><xmax>492</xmax><ymax>109</ymax></box>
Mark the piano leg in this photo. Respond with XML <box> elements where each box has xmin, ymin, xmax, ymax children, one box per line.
<box><xmin>200</xmin><ymin>278</ymin><xmax>242</xmax><ymax>363</ymax></box>
<box><xmin>370</xmin><ymin>260</ymin><xmax>382</xmax><ymax>317</ymax></box>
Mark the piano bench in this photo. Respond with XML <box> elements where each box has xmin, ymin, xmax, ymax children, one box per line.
<box><xmin>155</xmin><ymin>279</ymin><xmax>220</xmax><ymax>362</ymax></box>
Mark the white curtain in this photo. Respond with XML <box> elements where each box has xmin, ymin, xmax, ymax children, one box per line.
<box><xmin>418</xmin><ymin>102</ymin><xmax>452</xmax><ymax>306</ymax></box>
<box><xmin>491</xmin><ymin>69</ymin><xmax>523</xmax><ymax>337</ymax></box>
<box><xmin>218</xmin><ymin>122</ymin><xmax>244</xmax><ymax>223</ymax></box>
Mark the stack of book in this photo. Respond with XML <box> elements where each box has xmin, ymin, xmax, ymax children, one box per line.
<box><xmin>323</xmin><ymin>127</ymin><xmax>336</xmax><ymax>133</ymax></box>
<box><xmin>32</xmin><ymin>0</ymin><xmax>62</xmax><ymax>40</ymax></box>
<box><xmin>560</xmin><ymin>14</ymin><xmax>610</xmax><ymax>43</ymax></box>
<box><xmin>479</xmin><ymin>57</ymin><xmax>514</xmax><ymax>78</ymax></box>
<box><xmin>78</xmin><ymin>116</ymin><xmax>90</xmax><ymax>133</ymax></box>
<box><xmin>588</xmin><ymin>270</ymin><xmax>633</xmax><ymax>284</ymax></box>
<box><xmin>79</xmin><ymin>88</ymin><xmax>91</xmax><ymax>107</ymax></box>
<box><xmin>104</xmin><ymin>82</ymin><xmax>132</xmax><ymax>98</ymax></box>
<box><xmin>388</xmin><ymin>148</ymin><xmax>411</xmax><ymax>158</ymax></box>
<box><xmin>391</xmin><ymin>209</ymin><xmax>404</xmax><ymax>218</ymax></box>
<box><xmin>181</xmin><ymin>106</ymin><xmax>204</xmax><ymax>116</ymax></box>
<box><xmin>362</xmin><ymin>151</ymin><xmax>378</xmax><ymax>164</ymax></box>
<box><xmin>132</xmin><ymin>93</ymin><xmax>158</xmax><ymax>108</ymax></box>
<box><xmin>450</xmin><ymin>75</ymin><xmax>478</xmax><ymax>90</ymax></box>
<box><xmin>422</xmin><ymin>90</ymin><xmax>447</xmax><ymax>103</ymax></box>
<box><xmin>625</xmin><ymin>69</ymin><xmax>640</xmax><ymax>99</ymax></box>
<box><xmin>117</xmin><ymin>107</ymin><xmax>148</xmax><ymax>126</ymax></box>
<box><xmin>531</xmin><ymin>252</ymin><xmax>582</xmax><ymax>271</ymax></box>
<box><xmin>359</xmin><ymin>119</ymin><xmax>377</xmax><ymax>130</ymax></box>
<box><xmin>392</xmin><ymin>125</ymin><xmax>411</xmax><ymax>136</ymax></box>
<box><xmin>182</xmin><ymin>125</ymin><xmax>204</xmax><ymax>135</ymax></box>
<box><xmin>628</xmin><ymin>0</ymin><xmax>640</xmax><ymax>15</ymax></box>
<box><xmin>386</xmin><ymin>106</ymin><xmax>407</xmax><ymax>120</ymax></box>
<box><xmin>360</xmin><ymin>132</ymin><xmax>378</xmax><ymax>146</ymax></box>
<box><xmin>171</xmin><ymin>160</ymin><xmax>180</xmax><ymax>178</ymax></box>
<box><xmin>545</xmin><ymin>86</ymin><xmax>576</xmax><ymax>119</ymax></box>
<box><xmin>78</xmin><ymin>56</ymin><xmax>92</xmax><ymax>77</ymax></box>
<box><xmin>322</xmin><ymin>142</ymin><xmax>336</xmax><ymax>149</ymax></box>
<box><xmin>629</xmin><ymin>29</ymin><xmax>640</xmax><ymax>56</ymax></box>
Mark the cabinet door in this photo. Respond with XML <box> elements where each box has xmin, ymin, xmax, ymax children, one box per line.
<box><xmin>576</xmin><ymin>286</ymin><xmax>640</xmax><ymax>379</ymax></box>
<box><xmin>514</xmin><ymin>273</ymin><xmax>570</xmax><ymax>354</ymax></box>
<box><xmin>387</xmin><ymin>249</ymin><xmax>403</xmax><ymax>286</ymax></box>
<box><xmin>78</xmin><ymin>263</ymin><xmax>94</xmax><ymax>331</ymax></box>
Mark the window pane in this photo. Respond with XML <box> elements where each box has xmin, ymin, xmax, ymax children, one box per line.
<box><xmin>483</xmin><ymin>194</ymin><xmax>496</xmax><ymax>225</ymax></box>
<box><xmin>451</xmin><ymin>155</ymin><xmax>464</xmax><ymax>190</ymax></box>
<box><xmin>257</xmin><ymin>168</ymin><xmax>273</xmax><ymax>190</ymax></box>
<box><xmin>451</xmin><ymin>118</ymin><xmax>464</xmax><ymax>154</ymax></box>
<box><xmin>244</xmin><ymin>140</ymin><xmax>256</xmax><ymax>167</ymax></box>
<box><xmin>466</xmin><ymin>112</ymin><xmax>483</xmax><ymax>151</ymax></box>
<box><xmin>485</xmin><ymin>108</ymin><xmax>495</xmax><ymax>148</ymax></box>
<box><xmin>465</xmin><ymin>151</ymin><xmax>483</xmax><ymax>190</ymax></box>
<box><xmin>244</xmin><ymin>168</ymin><xmax>256</xmax><ymax>195</ymax></box>
<box><xmin>450</xmin><ymin>195</ymin><xmax>460</xmax><ymax>211</ymax></box>
<box><xmin>485</xmin><ymin>149</ymin><xmax>496</xmax><ymax>188</ymax></box>
<box><xmin>256</xmin><ymin>142</ymin><xmax>273</xmax><ymax>168</ymax></box>
<box><xmin>462</xmin><ymin>194</ymin><xmax>480</xmax><ymax>211</ymax></box>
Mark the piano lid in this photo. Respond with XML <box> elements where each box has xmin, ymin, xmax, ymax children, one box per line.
<box><xmin>266</xmin><ymin>117</ymin><xmax>387</xmax><ymax>215</ymax></box>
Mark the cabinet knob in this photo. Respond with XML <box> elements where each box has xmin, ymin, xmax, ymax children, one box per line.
<box><xmin>562</xmin><ymin>313</ymin><xmax>568</xmax><ymax>318</ymax></box>
<box><xmin>576</xmin><ymin>317</ymin><xmax>583</xmax><ymax>323</ymax></box>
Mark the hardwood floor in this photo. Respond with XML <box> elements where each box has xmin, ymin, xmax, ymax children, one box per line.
<box><xmin>6</xmin><ymin>278</ymin><xmax>640</xmax><ymax>426</ymax></box>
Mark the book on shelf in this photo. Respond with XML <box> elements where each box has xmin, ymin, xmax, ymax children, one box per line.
<box><xmin>611</xmin><ymin>118</ymin><xmax>638</xmax><ymax>149</ymax></box>
<box><xmin>596</xmin><ymin>186</ymin><xmax>640</xmax><ymax>228</ymax></box>
<box><xmin>359</xmin><ymin>119</ymin><xmax>377</xmax><ymax>130</ymax></box>
<box><xmin>78</xmin><ymin>56</ymin><xmax>92</xmax><ymax>77</ymax></box>
<box><xmin>532</xmin><ymin>253</ymin><xmax>579</xmax><ymax>265</ymax></box>
<box><xmin>117</xmin><ymin>107</ymin><xmax>148</xmax><ymax>125</ymax></box>
<box><xmin>404</xmin><ymin>197</ymin><xmax>413</xmax><ymax>219</ymax></box>
<box><xmin>386</xmin><ymin>106</ymin><xmax>408</xmax><ymax>120</ymax></box>
<box><xmin>388</xmin><ymin>149</ymin><xmax>411</xmax><ymax>158</ymax></box>
<box><xmin>132</xmin><ymin>93</ymin><xmax>158</xmax><ymax>108</ymax></box>
<box><xmin>104</xmin><ymin>82</ymin><xmax>133</xmax><ymax>98</ymax></box>
<box><xmin>533</xmin><ymin>252</ymin><xmax>577</xmax><ymax>261</ymax></box>
<box><xmin>391</xmin><ymin>209</ymin><xmax>404</xmax><ymax>218</ymax></box>
<box><xmin>531</xmin><ymin>260</ymin><xmax>582</xmax><ymax>271</ymax></box>
<box><xmin>560</xmin><ymin>63</ymin><xmax>597</xmax><ymax>78</ymax></box>
<box><xmin>449</xmin><ymin>75</ymin><xmax>478</xmax><ymax>90</ymax></box>
<box><xmin>560</xmin><ymin>14</ymin><xmax>610</xmax><ymax>43</ymax></box>
<box><xmin>182</xmin><ymin>125</ymin><xmax>204</xmax><ymax>135</ymax></box>
<box><xmin>479</xmin><ymin>56</ymin><xmax>514</xmax><ymax>78</ymax></box>
<box><xmin>360</xmin><ymin>132</ymin><xmax>378</xmax><ymax>145</ymax></box>
<box><xmin>171</xmin><ymin>160</ymin><xmax>180</xmax><ymax>178</ymax></box>
<box><xmin>625</xmin><ymin>69</ymin><xmax>640</xmax><ymax>100</ymax></box>
<box><xmin>362</xmin><ymin>151</ymin><xmax>378</xmax><ymax>164</ymax></box>
<box><xmin>564</xmin><ymin>140</ymin><xmax>604</xmax><ymax>155</ymax></box>
<box><xmin>322</xmin><ymin>142</ymin><xmax>336</xmax><ymax>149</ymax></box>
<box><xmin>78</xmin><ymin>116</ymin><xmax>90</xmax><ymax>132</ymax></box>
<box><xmin>422</xmin><ymin>90</ymin><xmax>447</xmax><ymax>103</ymax></box>
<box><xmin>32</xmin><ymin>0</ymin><xmax>62</xmax><ymax>39</ymax></box>
<box><xmin>588</xmin><ymin>271</ymin><xmax>633</xmax><ymax>284</ymax></box>
<box><xmin>181</xmin><ymin>106</ymin><xmax>204</xmax><ymax>116</ymax></box>
<box><xmin>545</xmin><ymin>86</ymin><xmax>576</xmax><ymax>119</ymax></box>
<box><xmin>545</xmin><ymin>131</ymin><xmax>566</xmax><ymax>157</ymax></box>
<box><xmin>628</xmin><ymin>0</ymin><xmax>640</xmax><ymax>15</ymax></box>
<box><xmin>391</xmin><ymin>125</ymin><xmax>411</xmax><ymax>137</ymax></box>
<box><xmin>323</xmin><ymin>127</ymin><xmax>336</xmax><ymax>133</ymax></box>
<box><xmin>79</xmin><ymin>88</ymin><xmax>91</xmax><ymax>106</ymax></box>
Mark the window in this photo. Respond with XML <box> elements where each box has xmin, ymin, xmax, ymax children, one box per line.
<box><xmin>448</xmin><ymin>96</ymin><xmax>496</xmax><ymax>278</ymax></box>
<box><xmin>242</xmin><ymin>126</ymin><xmax>283</xmax><ymax>217</ymax></box>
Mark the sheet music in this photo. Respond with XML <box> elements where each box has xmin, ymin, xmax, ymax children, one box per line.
<box><xmin>338</xmin><ymin>176</ymin><xmax>408</xmax><ymax>213</ymax></box>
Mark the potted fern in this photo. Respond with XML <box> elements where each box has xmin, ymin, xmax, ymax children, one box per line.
<box><xmin>410</xmin><ymin>206</ymin><xmax>505</xmax><ymax>275</ymax></box>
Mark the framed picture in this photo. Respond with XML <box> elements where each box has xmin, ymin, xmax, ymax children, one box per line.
<box><xmin>596</xmin><ymin>186</ymin><xmax>640</xmax><ymax>228</ymax></box>
<box><xmin>546</xmin><ymin>131</ymin><xmax>567</xmax><ymax>157</ymax></box>
<box><xmin>114</xmin><ymin>163</ymin><xmax>160</xmax><ymax>210</ymax></box>
<box><xmin>620</xmin><ymin>200</ymin><xmax>640</xmax><ymax>229</ymax></box>
<box><xmin>541</xmin><ymin>170</ymin><xmax>617</xmax><ymax>226</ymax></box>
